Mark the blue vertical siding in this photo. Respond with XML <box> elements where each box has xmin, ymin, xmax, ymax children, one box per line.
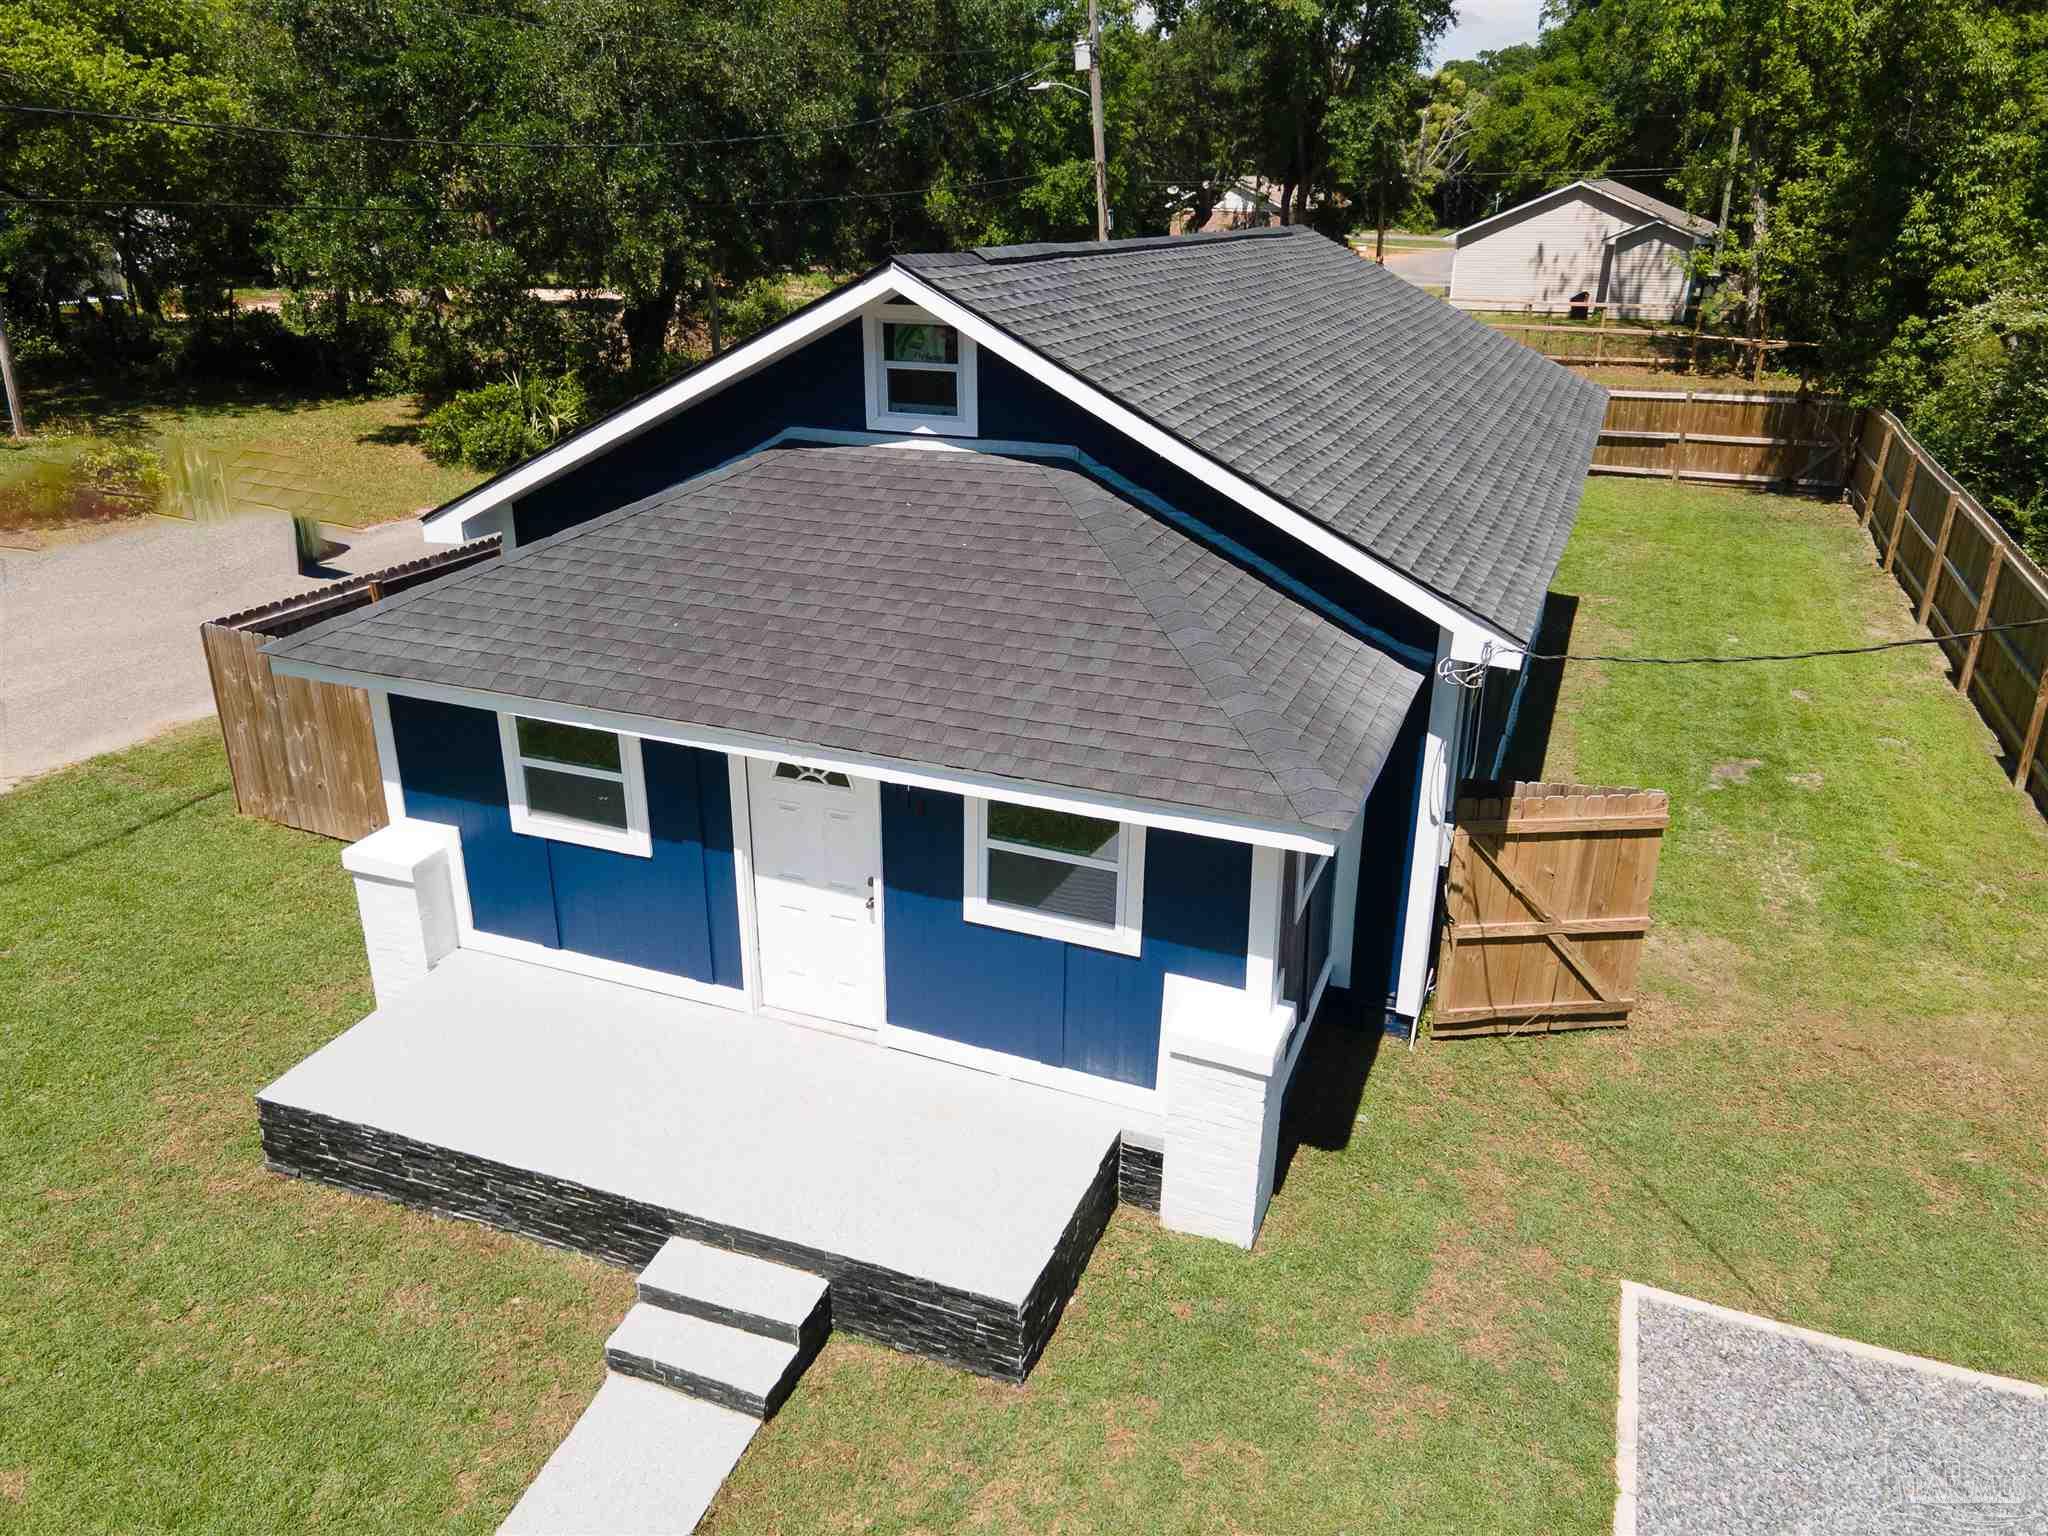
<box><xmin>879</xmin><ymin>784</ymin><xmax>1250</xmax><ymax>1090</ymax></box>
<box><xmin>387</xmin><ymin>696</ymin><xmax>743</xmax><ymax>989</ymax></box>
<box><xmin>390</xmin><ymin>694</ymin><xmax>558</xmax><ymax>947</ymax></box>
<box><xmin>1347</xmin><ymin>682</ymin><xmax>1432</xmax><ymax>1016</ymax></box>
<box><xmin>513</xmin><ymin>320</ymin><xmax>869</xmax><ymax>544</ymax></box>
<box><xmin>1305</xmin><ymin>856</ymin><xmax>1335</xmax><ymax>1006</ymax></box>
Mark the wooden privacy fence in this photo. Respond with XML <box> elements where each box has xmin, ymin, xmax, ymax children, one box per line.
<box><xmin>1450</xmin><ymin>298</ymin><xmax>1815</xmax><ymax>379</ymax></box>
<box><xmin>1847</xmin><ymin>410</ymin><xmax>2048</xmax><ymax>817</ymax></box>
<box><xmin>1591</xmin><ymin>390</ymin><xmax>1859</xmax><ymax>492</ymax></box>
<box><xmin>1434</xmin><ymin>782</ymin><xmax>1670</xmax><ymax>1037</ymax></box>
<box><xmin>201</xmin><ymin>537</ymin><xmax>500</xmax><ymax>840</ymax></box>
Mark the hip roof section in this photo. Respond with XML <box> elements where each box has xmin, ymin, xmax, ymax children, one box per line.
<box><xmin>269</xmin><ymin>444</ymin><xmax>1426</xmax><ymax>835</ymax></box>
<box><xmin>899</xmin><ymin>228</ymin><xmax>1607</xmax><ymax>639</ymax></box>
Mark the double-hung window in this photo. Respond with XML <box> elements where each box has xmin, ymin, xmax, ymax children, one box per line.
<box><xmin>963</xmin><ymin>799</ymin><xmax>1144</xmax><ymax>956</ymax></box>
<box><xmin>498</xmin><ymin>714</ymin><xmax>651</xmax><ymax>858</ymax></box>
<box><xmin>864</xmin><ymin>304</ymin><xmax>978</xmax><ymax>436</ymax></box>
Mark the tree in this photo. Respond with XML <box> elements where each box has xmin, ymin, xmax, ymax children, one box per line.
<box><xmin>1162</xmin><ymin>0</ymin><xmax>1453</xmax><ymax>232</ymax></box>
<box><xmin>0</xmin><ymin>0</ymin><xmax>276</xmax><ymax>330</ymax></box>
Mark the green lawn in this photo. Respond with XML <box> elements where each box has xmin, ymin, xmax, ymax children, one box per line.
<box><xmin>4</xmin><ymin>480</ymin><xmax>2044</xmax><ymax>1532</ymax></box>
<box><xmin>8</xmin><ymin>381</ymin><xmax>487</xmax><ymax>528</ymax></box>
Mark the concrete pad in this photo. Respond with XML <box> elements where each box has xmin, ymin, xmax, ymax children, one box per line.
<box><xmin>1617</xmin><ymin>1282</ymin><xmax>2048</xmax><ymax>1535</ymax></box>
<box><xmin>259</xmin><ymin>950</ymin><xmax>1126</xmax><ymax>1305</ymax></box>
<box><xmin>499</xmin><ymin>1375</ymin><xmax>756</xmax><ymax>1536</ymax></box>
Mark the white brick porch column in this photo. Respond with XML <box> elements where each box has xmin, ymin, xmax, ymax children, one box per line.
<box><xmin>1159</xmin><ymin>973</ymin><xmax>1295</xmax><ymax>1249</ymax></box>
<box><xmin>341</xmin><ymin>818</ymin><xmax>461</xmax><ymax>1007</ymax></box>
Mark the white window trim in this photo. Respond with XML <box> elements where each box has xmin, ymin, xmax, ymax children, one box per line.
<box><xmin>497</xmin><ymin>713</ymin><xmax>652</xmax><ymax>858</ymax></box>
<box><xmin>863</xmin><ymin>302</ymin><xmax>978</xmax><ymax>437</ymax></box>
<box><xmin>962</xmin><ymin>797</ymin><xmax>1144</xmax><ymax>957</ymax></box>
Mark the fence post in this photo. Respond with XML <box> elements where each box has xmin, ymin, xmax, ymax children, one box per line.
<box><xmin>1863</xmin><ymin>418</ymin><xmax>1895</xmax><ymax>528</ymax></box>
<box><xmin>1958</xmin><ymin>544</ymin><xmax>2003</xmax><ymax>698</ymax></box>
<box><xmin>1918</xmin><ymin>490</ymin><xmax>1960</xmax><ymax>627</ymax></box>
<box><xmin>2017</xmin><ymin>669</ymin><xmax>2048</xmax><ymax>793</ymax></box>
<box><xmin>1882</xmin><ymin>453</ymin><xmax>1918</xmax><ymax>572</ymax></box>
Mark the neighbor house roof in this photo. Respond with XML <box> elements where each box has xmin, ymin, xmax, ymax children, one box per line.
<box><xmin>899</xmin><ymin>228</ymin><xmax>1606</xmax><ymax>639</ymax></box>
<box><xmin>1457</xmin><ymin>178</ymin><xmax>1717</xmax><ymax>245</ymax></box>
<box><xmin>1585</xmin><ymin>178</ymin><xmax>1717</xmax><ymax>238</ymax></box>
<box><xmin>271</xmin><ymin>444</ymin><xmax>1425</xmax><ymax>835</ymax></box>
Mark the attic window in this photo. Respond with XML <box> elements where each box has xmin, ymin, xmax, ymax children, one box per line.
<box><xmin>864</xmin><ymin>303</ymin><xmax>978</xmax><ymax>437</ymax></box>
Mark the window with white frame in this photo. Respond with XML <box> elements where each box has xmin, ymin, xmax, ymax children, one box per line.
<box><xmin>498</xmin><ymin>714</ymin><xmax>652</xmax><ymax>858</ymax></box>
<box><xmin>864</xmin><ymin>304</ymin><xmax>978</xmax><ymax>436</ymax></box>
<box><xmin>963</xmin><ymin>799</ymin><xmax>1144</xmax><ymax>955</ymax></box>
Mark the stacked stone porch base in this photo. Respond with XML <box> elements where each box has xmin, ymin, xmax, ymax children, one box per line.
<box><xmin>259</xmin><ymin>1098</ymin><xmax>1123</xmax><ymax>1381</ymax></box>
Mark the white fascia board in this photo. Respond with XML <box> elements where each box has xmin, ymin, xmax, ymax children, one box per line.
<box><xmin>268</xmin><ymin>658</ymin><xmax>1341</xmax><ymax>856</ymax></box>
<box><xmin>880</xmin><ymin>267</ymin><xmax>1523</xmax><ymax>661</ymax></box>
<box><xmin>418</xmin><ymin>269</ymin><xmax>905</xmax><ymax>543</ymax></box>
<box><xmin>1453</xmin><ymin>180</ymin><xmax>1596</xmax><ymax>243</ymax></box>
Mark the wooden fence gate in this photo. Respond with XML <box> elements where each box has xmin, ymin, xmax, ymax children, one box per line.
<box><xmin>1433</xmin><ymin>782</ymin><xmax>1669</xmax><ymax>1037</ymax></box>
<box><xmin>201</xmin><ymin>537</ymin><xmax>500</xmax><ymax>840</ymax></box>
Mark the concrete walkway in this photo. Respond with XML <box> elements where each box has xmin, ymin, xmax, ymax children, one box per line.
<box><xmin>1617</xmin><ymin>1282</ymin><xmax>2048</xmax><ymax>1535</ymax></box>
<box><xmin>499</xmin><ymin>1376</ymin><xmax>757</xmax><ymax>1536</ymax></box>
<box><xmin>0</xmin><ymin>513</ymin><xmax>427</xmax><ymax>791</ymax></box>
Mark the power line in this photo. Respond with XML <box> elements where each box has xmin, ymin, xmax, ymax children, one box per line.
<box><xmin>0</xmin><ymin>171</ymin><xmax>1047</xmax><ymax>219</ymax></box>
<box><xmin>0</xmin><ymin>69</ymin><xmax>1047</xmax><ymax>153</ymax></box>
<box><xmin>1437</xmin><ymin>617</ymin><xmax>2048</xmax><ymax>687</ymax></box>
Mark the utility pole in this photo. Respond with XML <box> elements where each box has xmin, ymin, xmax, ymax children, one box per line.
<box><xmin>1085</xmin><ymin>0</ymin><xmax>1108</xmax><ymax>242</ymax></box>
<box><xmin>1717</xmin><ymin>120</ymin><xmax>1742</xmax><ymax>238</ymax></box>
<box><xmin>0</xmin><ymin>302</ymin><xmax>24</xmax><ymax>440</ymax></box>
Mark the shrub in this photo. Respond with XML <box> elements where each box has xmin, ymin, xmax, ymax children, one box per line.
<box><xmin>420</xmin><ymin>372</ymin><xmax>587</xmax><ymax>471</ymax></box>
<box><xmin>73</xmin><ymin>440</ymin><xmax>167</xmax><ymax>505</ymax></box>
<box><xmin>1907</xmin><ymin>284</ymin><xmax>2048</xmax><ymax>563</ymax></box>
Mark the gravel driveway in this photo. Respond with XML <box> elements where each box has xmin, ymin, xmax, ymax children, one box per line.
<box><xmin>1619</xmin><ymin>1283</ymin><xmax>2048</xmax><ymax>1535</ymax></box>
<box><xmin>0</xmin><ymin>513</ymin><xmax>428</xmax><ymax>791</ymax></box>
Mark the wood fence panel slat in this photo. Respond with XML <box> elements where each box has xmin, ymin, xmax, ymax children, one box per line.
<box><xmin>199</xmin><ymin>536</ymin><xmax>500</xmax><ymax>840</ymax></box>
<box><xmin>1435</xmin><ymin>782</ymin><xmax>1668</xmax><ymax>1036</ymax></box>
<box><xmin>1843</xmin><ymin>410</ymin><xmax>2047</xmax><ymax>819</ymax></box>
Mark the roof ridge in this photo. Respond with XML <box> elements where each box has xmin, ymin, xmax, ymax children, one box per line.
<box><xmin>1034</xmin><ymin>462</ymin><xmax>1354</xmax><ymax>826</ymax></box>
<box><xmin>968</xmin><ymin>227</ymin><xmax>1302</xmax><ymax>266</ymax></box>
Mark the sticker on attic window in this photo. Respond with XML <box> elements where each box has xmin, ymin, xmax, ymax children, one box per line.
<box><xmin>774</xmin><ymin>762</ymin><xmax>852</xmax><ymax>789</ymax></box>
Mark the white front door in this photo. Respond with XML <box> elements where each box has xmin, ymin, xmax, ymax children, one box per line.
<box><xmin>747</xmin><ymin>758</ymin><xmax>883</xmax><ymax>1027</ymax></box>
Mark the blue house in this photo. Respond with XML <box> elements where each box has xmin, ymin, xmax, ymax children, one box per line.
<box><xmin>256</xmin><ymin>228</ymin><xmax>1602</xmax><ymax>1402</ymax></box>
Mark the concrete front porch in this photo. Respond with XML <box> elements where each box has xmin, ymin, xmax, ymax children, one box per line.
<box><xmin>256</xmin><ymin>950</ymin><xmax>1129</xmax><ymax>1379</ymax></box>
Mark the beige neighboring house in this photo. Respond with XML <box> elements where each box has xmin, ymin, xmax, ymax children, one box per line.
<box><xmin>1448</xmin><ymin>178</ymin><xmax>1717</xmax><ymax>319</ymax></box>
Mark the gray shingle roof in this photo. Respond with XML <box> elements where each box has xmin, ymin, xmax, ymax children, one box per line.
<box><xmin>267</xmin><ymin>445</ymin><xmax>1424</xmax><ymax>833</ymax></box>
<box><xmin>899</xmin><ymin>227</ymin><xmax>1606</xmax><ymax>639</ymax></box>
<box><xmin>1586</xmin><ymin>178</ymin><xmax>1718</xmax><ymax>237</ymax></box>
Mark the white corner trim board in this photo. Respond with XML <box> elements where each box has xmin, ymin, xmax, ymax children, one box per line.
<box><xmin>269</xmin><ymin>660</ymin><xmax>1341</xmax><ymax>857</ymax></box>
<box><xmin>368</xmin><ymin>689</ymin><xmax>405</xmax><ymax>823</ymax></box>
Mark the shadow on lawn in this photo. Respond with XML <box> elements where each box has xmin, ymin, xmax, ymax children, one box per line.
<box><xmin>1493</xmin><ymin>589</ymin><xmax>1579</xmax><ymax>784</ymax></box>
<box><xmin>1272</xmin><ymin>1005</ymin><xmax>1385</xmax><ymax>1194</ymax></box>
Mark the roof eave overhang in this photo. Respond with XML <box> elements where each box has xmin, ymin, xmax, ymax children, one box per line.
<box><xmin>270</xmin><ymin>655</ymin><xmax>1347</xmax><ymax>855</ymax></box>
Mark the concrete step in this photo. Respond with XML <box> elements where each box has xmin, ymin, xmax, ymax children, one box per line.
<box><xmin>605</xmin><ymin>1303</ymin><xmax>814</xmax><ymax>1420</ymax></box>
<box><xmin>498</xmin><ymin>1373</ymin><xmax>756</xmax><ymax>1535</ymax></box>
<box><xmin>637</xmin><ymin>1236</ymin><xmax>830</xmax><ymax>1347</ymax></box>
